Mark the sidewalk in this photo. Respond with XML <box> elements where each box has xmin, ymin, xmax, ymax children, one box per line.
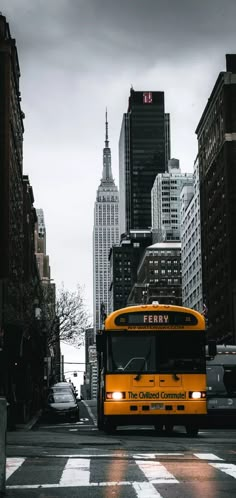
<box><xmin>6</xmin><ymin>407</ymin><xmax>119</xmax><ymax>449</ymax></box>
<box><xmin>7</xmin><ymin>429</ymin><xmax>119</xmax><ymax>449</ymax></box>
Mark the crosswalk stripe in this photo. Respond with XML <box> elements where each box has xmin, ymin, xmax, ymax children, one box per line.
<box><xmin>135</xmin><ymin>459</ymin><xmax>178</xmax><ymax>484</ymax></box>
<box><xmin>60</xmin><ymin>458</ymin><xmax>90</xmax><ymax>486</ymax></box>
<box><xmin>210</xmin><ymin>463</ymin><xmax>236</xmax><ymax>479</ymax></box>
<box><xmin>6</xmin><ymin>452</ymin><xmax>236</xmax><ymax>489</ymax></box>
<box><xmin>6</xmin><ymin>457</ymin><xmax>25</xmax><ymax>480</ymax></box>
<box><xmin>132</xmin><ymin>481</ymin><xmax>164</xmax><ymax>497</ymax></box>
<box><xmin>194</xmin><ymin>453</ymin><xmax>224</xmax><ymax>460</ymax></box>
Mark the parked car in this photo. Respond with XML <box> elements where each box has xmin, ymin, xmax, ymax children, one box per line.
<box><xmin>47</xmin><ymin>383</ymin><xmax>76</xmax><ymax>399</ymax></box>
<box><xmin>44</xmin><ymin>391</ymin><xmax>80</xmax><ymax>422</ymax></box>
<box><xmin>52</xmin><ymin>382</ymin><xmax>77</xmax><ymax>396</ymax></box>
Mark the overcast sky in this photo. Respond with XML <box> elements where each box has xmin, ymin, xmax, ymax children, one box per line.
<box><xmin>1</xmin><ymin>0</ymin><xmax>236</xmax><ymax>318</ymax></box>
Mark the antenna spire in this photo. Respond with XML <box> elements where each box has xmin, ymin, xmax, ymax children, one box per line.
<box><xmin>105</xmin><ymin>108</ymin><xmax>109</xmax><ymax>148</ymax></box>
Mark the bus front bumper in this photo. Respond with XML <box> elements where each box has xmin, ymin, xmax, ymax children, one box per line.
<box><xmin>104</xmin><ymin>400</ymin><xmax>206</xmax><ymax>422</ymax></box>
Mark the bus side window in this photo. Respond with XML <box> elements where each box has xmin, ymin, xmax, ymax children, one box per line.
<box><xmin>223</xmin><ymin>367</ymin><xmax>236</xmax><ymax>393</ymax></box>
<box><xmin>207</xmin><ymin>366</ymin><xmax>225</xmax><ymax>391</ymax></box>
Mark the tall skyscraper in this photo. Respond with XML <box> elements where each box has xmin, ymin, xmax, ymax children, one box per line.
<box><xmin>93</xmin><ymin>112</ymin><xmax>120</xmax><ymax>332</ymax></box>
<box><xmin>35</xmin><ymin>209</ymin><xmax>51</xmax><ymax>282</ymax></box>
<box><xmin>196</xmin><ymin>54</ymin><xmax>236</xmax><ymax>342</ymax></box>
<box><xmin>119</xmin><ymin>88</ymin><xmax>170</xmax><ymax>236</ymax></box>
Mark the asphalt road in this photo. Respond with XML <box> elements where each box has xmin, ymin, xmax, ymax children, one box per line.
<box><xmin>5</xmin><ymin>400</ymin><xmax>236</xmax><ymax>498</ymax></box>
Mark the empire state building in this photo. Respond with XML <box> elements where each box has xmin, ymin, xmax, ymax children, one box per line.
<box><xmin>93</xmin><ymin>111</ymin><xmax>120</xmax><ymax>332</ymax></box>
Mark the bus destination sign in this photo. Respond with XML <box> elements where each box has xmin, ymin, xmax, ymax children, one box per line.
<box><xmin>115</xmin><ymin>311</ymin><xmax>198</xmax><ymax>327</ymax></box>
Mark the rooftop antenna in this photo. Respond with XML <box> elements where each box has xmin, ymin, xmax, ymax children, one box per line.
<box><xmin>105</xmin><ymin>107</ymin><xmax>109</xmax><ymax>148</ymax></box>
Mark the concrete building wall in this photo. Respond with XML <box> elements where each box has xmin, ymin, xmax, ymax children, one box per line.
<box><xmin>151</xmin><ymin>160</ymin><xmax>193</xmax><ymax>242</ymax></box>
<box><xmin>180</xmin><ymin>158</ymin><xmax>203</xmax><ymax>312</ymax></box>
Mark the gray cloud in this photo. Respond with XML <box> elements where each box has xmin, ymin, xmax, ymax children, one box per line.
<box><xmin>3</xmin><ymin>0</ymin><xmax>236</xmax><ymax>71</ymax></box>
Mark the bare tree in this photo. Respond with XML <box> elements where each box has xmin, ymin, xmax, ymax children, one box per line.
<box><xmin>42</xmin><ymin>284</ymin><xmax>91</xmax><ymax>348</ymax></box>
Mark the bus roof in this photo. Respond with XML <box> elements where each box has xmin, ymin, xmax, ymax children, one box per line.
<box><xmin>104</xmin><ymin>304</ymin><xmax>206</xmax><ymax>330</ymax></box>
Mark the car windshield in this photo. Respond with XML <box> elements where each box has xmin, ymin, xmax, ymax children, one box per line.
<box><xmin>107</xmin><ymin>331</ymin><xmax>205</xmax><ymax>373</ymax></box>
<box><xmin>48</xmin><ymin>393</ymin><xmax>75</xmax><ymax>404</ymax></box>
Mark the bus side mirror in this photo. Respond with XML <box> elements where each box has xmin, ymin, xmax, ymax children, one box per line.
<box><xmin>96</xmin><ymin>334</ymin><xmax>104</xmax><ymax>353</ymax></box>
<box><xmin>208</xmin><ymin>340</ymin><xmax>217</xmax><ymax>357</ymax></box>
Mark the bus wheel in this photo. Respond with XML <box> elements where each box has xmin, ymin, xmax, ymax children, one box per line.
<box><xmin>164</xmin><ymin>424</ymin><xmax>174</xmax><ymax>434</ymax></box>
<box><xmin>185</xmin><ymin>425</ymin><xmax>199</xmax><ymax>437</ymax></box>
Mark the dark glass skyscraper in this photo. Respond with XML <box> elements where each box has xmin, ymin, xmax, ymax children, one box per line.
<box><xmin>119</xmin><ymin>88</ymin><xmax>170</xmax><ymax>236</ymax></box>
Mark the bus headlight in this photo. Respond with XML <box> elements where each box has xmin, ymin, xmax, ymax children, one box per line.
<box><xmin>189</xmin><ymin>391</ymin><xmax>206</xmax><ymax>399</ymax></box>
<box><xmin>106</xmin><ymin>392</ymin><xmax>125</xmax><ymax>400</ymax></box>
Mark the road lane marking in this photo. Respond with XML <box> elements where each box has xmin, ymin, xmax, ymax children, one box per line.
<box><xmin>69</xmin><ymin>426</ymin><xmax>98</xmax><ymax>431</ymax></box>
<box><xmin>47</xmin><ymin>452</ymin><xmax>184</xmax><ymax>459</ymax></box>
<box><xmin>60</xmin><ymin>458</ymin><xmax>90</xmax><ymax>486</ymax></box>
<box><xmin>41</xmin><ymin>453</ymin><xmax>183</xmax><ymax>459</ymax></box>
<box><xmin>82</xmin><ymin>401</ymin><xmax>97</xmax><ymax>425</ymax></box>
<box><xmin>41</xmin><ymin>421</ymin><xmax>91</xmax><ymax>429</ymax></box>
<box><xmin>210</xmin><ymin>463</ymin><xmax>236</xmax><ymax>479</ymax></box>
<box><xmin>7</xmin><ymin>482</ymin><xmax>131</xmax><ymax>489</ymax></box>
<box><xmin>194</xmin><ymin>453</ymin><xmax>224</xmax><ymax>461</ymax></box>
<box><xmin>6</xmin><ymin>458</ymin><xmax>25</xmax><ymax>480</ymax></box>
<box><xmin>135</xmin><ymin>459</ymin><xmax>178</xmax><ymax>483</ymax></box>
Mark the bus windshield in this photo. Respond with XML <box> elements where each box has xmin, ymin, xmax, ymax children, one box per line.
<box><xmin>107</xmin><ymin>331</ymin><xmax>205</xmax><ymax>374</ymax></box>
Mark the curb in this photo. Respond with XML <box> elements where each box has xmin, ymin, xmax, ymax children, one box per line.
<box><xmin>82</xmin><ymin>400</ymin><xmax>97</xmax><ymax>425</ymax></box>
<box><xmin>14</xmin><ymin>410</ymin><xmax>42</xmax><ymax>432</ymax></box>
<box><xmin>24</xmin><ymin>410</ymin><xmax>42</xmax><ymax>430</ymax></box>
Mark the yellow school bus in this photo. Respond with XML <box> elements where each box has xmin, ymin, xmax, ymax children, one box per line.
<box><xmin>96</xmin><ymin>303</ymin><xmax>207</xmax><ymax>436</ymax></box>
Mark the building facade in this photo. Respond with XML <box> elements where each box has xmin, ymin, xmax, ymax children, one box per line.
<box><xmin>151</xmin><ymin>159</ymin><xmax>193</xmax><ymax>242</ymax></box>
<box><xmin>81</xmin><ymin>327</ymin><xmax>94</xmax><ymax>400</ymax></box>
<box><xmin>93</xmin><ymin>112</ymin><xmax>120</xmax><ymax>332</ymax></box>
<box><xmin>88</xmin><ymin>344</ymin><xmax>97</xmax><ymax>400</ymax></box>
<box><xmin>127</xmin><ymin>242</ymin><xmax>182</xmax><ymax>306</ymax></box>
<box><xmin>35</xmin><ymin>209</ymin><xmax>51</xmax><ymax>283</ymax></box>
<box><xmin>0</xmin><ymin>14</ymin><xmax>24</xmax><ymax>283</ymax></box>
<box><xmin>0</xmin><ymin>13</ymin><xmax>60</xmax><ymax>425</ymax></box>
<box><xmin>180</xmin><ymin>158</ymin><xmax>203</xmax><ymax>312</ymax></box>
<box><xmin>0</xmin><ymin>15</ymin><xmax>46</xmax><ymax>424</ymax></box>
<box><xmin>34</xmin><ymin>208</ymin><xmax>60</xmax><ymax>386</ymax></box>
<box><xmin>119</xmin><ymin>88</ymin><xmax>170</xmax><ymax>236</ymax></box>
<box><xmin>109</xmin><ymin>230</ymin><xmax>152</xmax><ymax>311</ymax></box>
<box><xmin>196</xmin><ymin>54</ymin><xmax>236</xmax><ymax>342</ymax></box>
